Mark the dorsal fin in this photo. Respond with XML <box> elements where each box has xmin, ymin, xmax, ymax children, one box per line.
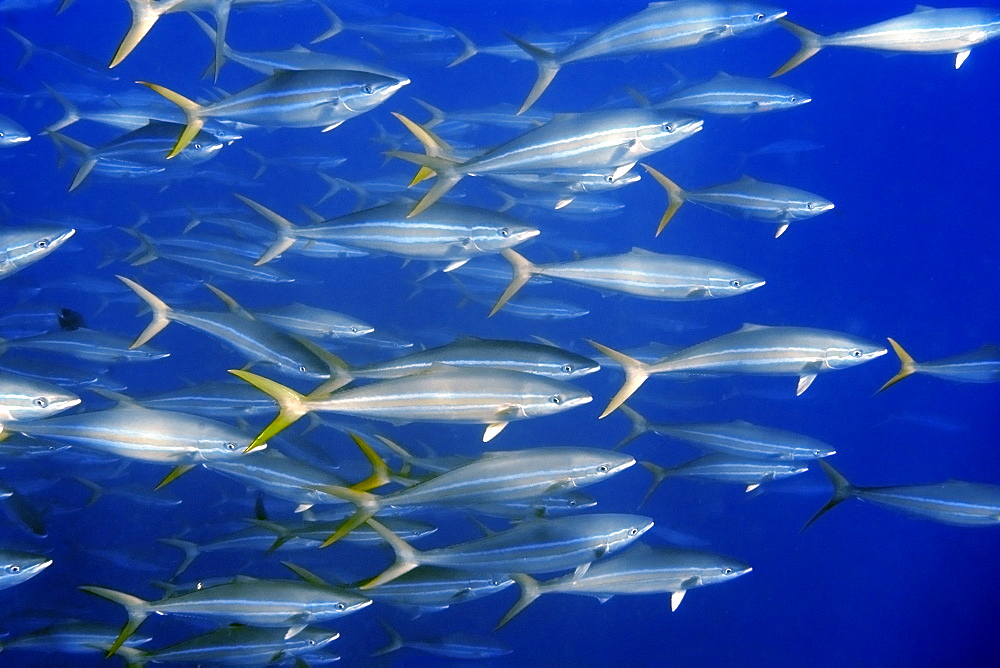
<box><xmin>913</xmin><ymin>4</ymin><xmax>934</xmax><ymax>12</ymax></box>
<box><xmin>629</xmin><ymin>247</ymin><xmax>659</xmax><ymax>256</ymax></box>
<box><xmin>90</xmin><ymin>388</ymin><xmax>142</xmax><ymax>408</ymax></box>
<box><xmin>713</xmin><ymin>71</ymin><xmax>734</xmax><ymax>79</ymax></box>
<box><xmin>204</xmin><ymin>284</ymin><xmax>249</xmax><ymax>316</ymax></box>
<box><xmin>738</xmin><ymin>323</ymin><xmax>770</xmax><ymax>332</ymax></box>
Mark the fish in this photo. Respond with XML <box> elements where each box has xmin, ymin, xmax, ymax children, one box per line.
<box><xmin>388</xmin><ymin>108</ymin><xmax>703</xmax><ymax>216</ymax></box>
<box><xmin>0</xmin><ymin>328</ymin><xmax>170</xmax><ymax>364</ymax></box>
<box><xmin>617</xmin><ymin>404</ymin><xmax>837</xmax><ymax>460</ymax></box>
<box><xmin>656</xmin><ymin>71</ymin><xmax>811</xmax><ymax>115</ymax></box>
<box><xmin>252</xmin><ymin>303</ymin><xmax>374</xmax><ymax>341</ymax></box>
<box><xmin>0</xmin><ymin>549</ymin><xmax>52</xmax><ymax>590</ymax></box>
<box><xmin>804</xmin><ymin>459</ymin><xmax>1000</xmax><ymax>529</ymax></box>
<box><xmin>642</xmin><ymin>164</ymin><xmax>834</xmax><ymax>236</ymax></box>
<box><xmin>877</xmin><ymin>338</ymin><xmax>1000</xmax><ymax>392</ymax></box>
<box><xmin>641</xmin><ymin>454</ymin><xmax>810</xmax><ymax>501</ymax></box>
<box><xmin>491</xmin><ymin>247</ymin><xmax>765</xmax><ymax>315</ymax></box>
<box><xmin>0</xmin><ymin>622</ymin><xmax>153</xmax><ymax>657</ymax></box>
<box><xmin>230</xmin><ymin>364</ymin><xmax>592</xmax><ymax>446</ymax></box>
<box><xmin>0</xmin><ymin>113</ymin><xmax>30</xmax><ymax>147</ymax></box>
<box><xmin>510</xmin><ymin>0</ymin><xmax>788</xmax><ymax>112</ymax></box>
<box><xmin>0</xmin><ymin>371</ymin><xmax>81</xmax><ymax>424</ymax></box>
<box><xmin>497</xmin><ymin>542</ymin><xmax>752</xmax><ymax>627</ymax></box>
<box><xmin>772</xmin><ymin>7</ymin><xmax>1000</xmax><ymax>76</ymax></box>
<box><xmin>590</xmin><ymin>324</ymin><xmax>887</xmax><ymax>417</ymax></box>
<box><xmin>0</xmin><ymin>226</ymin><xmax>76</xmax><ymax>280</ymax></box>
<box><xmin>139</xmin><ymin>69</ymin><xmax>409</xmax><ymax>157</ymax></box>
<box><xmin>361</xmin><ymin>567</ymin><xmax>513</xmax><ymax>613</ymax></box>
<box><xmin>375</xmin><ymin>621</ymin><xmax>512</xmax><ymax>659</ymax></box>
<box><xmin>360</xmin><ymin>513</ymin><xmax>654</xmax><ymax>588</ymax></box>
<box><xmin>81</xmin><ymin>577</ymin><xmax>371</xmax><ymax>657</ymax></box>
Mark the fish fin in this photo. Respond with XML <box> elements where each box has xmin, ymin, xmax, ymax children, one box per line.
<box><xmin>155</xmin><ymin>464</ymin><xmax>194</xmax><ymax>490</ymax></box>
<box><xmin>443</xmin><ymin>259</ymin><xmax>468</xmax><ymax>272</ymax></box>
<box><xmin>876</xmin><ymin>337</ymin><xmax>919</xmax><ymax>393</ymax></box>
<box><xmin>640</xmin><ymin>163</ymin><xmax>686</xmax><ymax>236</ymax></box>
<box><xmin>234</xmin><ymin>194</ymin><xmax>300</xmax><ymax>265</ymax></box>
<box><xmin>116</xmin><ymin>275</ymin><xmax>173</xmax><ymax>348</ymax></box>
<box><xmin>392</xmin><ymin>111</ymin><xmax>453</xmax><ymax>157</ymax></box>
<box><xmin>796</xmin><ymin>372</ymin><xmax>818</xmax><ymax>396</ymax></box>
<box><xmin>490</xmin><ymin>248</ymin><xmax>540</xmax><ymax>317</ymax></box>
<box><xmin>204</xmin><ymin>283</ymin><xmax>248</xmax><ymax>316</ymax></box>
<box><xmin>573</xmin><ymin>562</ymin><xmax>591</xmax><ymax>580</ymax></box>
<box><xmin>483</xmin><ymin>421</ymin><xmax>509</xmax><ymax>442</ymax></box>
<box><xmin>284</xmin><ymin>624</ymin><xmax>307</xmax><ymax>640</ymax></box>
<box><xmin>639</xmin><ymin>461</ymin><xmax>671</xmax><ymax>507</ymax></box>
<box><xmin>359</xmin><ymin>519</ymin><xmax>421</xmax><ymax>589</ymax></box>
<box><xmin>319</xmin><ymin>506</ymin><xmax>378</xmax><ymax>548</ymax></box>
<box><xmin>802</xmin><ymin>459</ymin><xmax>855</xmax><ymax>531</ymax></box>
<box><xmin>670</xmin><ymin>589</ymin><xmax>687</xmax><ymax>612</ymax></box>
<box><xmin>45</xmin><ymin>130</ymin><xmax>96</xmax><ymax>191</ymax></box>
<box><xmin>228</xmin><ymin>370</ymin><xmax>310</xmax><ymax>450</ymax></box>
<box><xmin>281</xmin><ymin>561</ymin><xmax>329</xmax><ymax>587</ymax></box>
<box><xmin>310</xmin><ymin>3</ymin><xmax>343</xmax><ymax>44</ymax></box>
<box><xmin>745</xmin><ymin>483</ymin><xmax>760</xmax><ymax>493</ymax></box>
<box><xmin>685</xmin><ymin>287</ymin><xmax>710</xmax><ymax>299</ymax></box>
<box><xmin>112</xmin><ymin>0</ymin><xmax>171</xmax><ymax>68</ymax></box>
<box><xmin>615</xmin><ymin>403</ymin><xmax>650</xmax><ymax>450</ymax></box>
<box><xmin>41</xmin><ymin>83</ymin><xmax>81</xmax><ymax>132</ymax></box>
<box><xmin>385</xmin><ymin>151</ymin><xmax>464</xmax><ymax>217</ymax></box>
<box><xmin>158</xmin><ymin>538</ymin><xmax>199</xmax><ymax>577</ymax></box>
<box><xmin>448</xmin><ymin>26</ymin><xmax>477</xmax><ymax>67</ymax></box>
<box><xmin>79</xmin><ymin>586</ymin><xmax>150</xmax><ymax>657</ymax></box>
<box><xmin>495</xmin><ymin>573</ymin><xmax>541</xmax><ymax>629</ymax></box>
<box><xmin>913</xmin><ymin>4</ymin><xmax>935</xmax><ymax>11</ymax></box>
<box><xmin>775</xmin><ymin>223</ymin><xmax>790</xmax><ymax>238</ymax></box>
<box><xmin>135</xmin><ymin>81</ymin><xmax>205</xmax><ymax>158</ymax></box>
<box><xmin>373</xmin><ymin>619</ymin><xmax>406</xmax><ymax>656</ymax></box>
<box><xmin>505</xmin><ymin>32</ymin><xmax>560</xmax><ymax>115</ymax></box>
<box><xmin>4</xmin><ymin>27</ymin><xmax>35</xmax><ymax>70</ymax></box>
<box><xmin>625</xmin><ymin>86</ymin><xmax>651</xmax><ymax>108</ymax></box>
<box><xmin>586</xmin><ymin>340</ymin><xmax>651</xmax><ymax>418</ymax></box>
<box><xmin>346</xmin><ymin>432</ymin><xmax>392</xmax><ymax>492</ymax></box>
<box><xmin>209</xmin><ymin>0</ymin><xmax>232</xmax><ymax>82</ymax></box>
<box><xmin>554</xmin><ymin>196</ymin><xmax>575</xmax><ymax>209</ymax></box>
<box><xmin>955</xmin><ymin>50</ymin><xmax>971</xmax><ymax>69</ymax></box>
<box><xmin>771</xmin><ymin>19</ymin><xmax>824</xmax><ymax>77</ymax></box>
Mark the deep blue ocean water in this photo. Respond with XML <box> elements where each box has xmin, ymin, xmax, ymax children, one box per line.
<box><xmin>1</xmin><ymin>1</ymin><xmax>998</xmax><ymax>666</ymax></box>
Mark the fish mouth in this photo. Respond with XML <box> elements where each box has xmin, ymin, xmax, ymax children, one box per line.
<box><xmin>565</xmin><ymin>394</ymin><xmax>593</xmax><ymax>408</ymax></box>
<box><xmin>869</xmin><ymin>348</ymin><xmax>889</xmax><ymax>359</ymax></box>
<box><xmin>743</xmin><ymin>279</ymin><xmax>766</xmax><ymax>291</ymax></box>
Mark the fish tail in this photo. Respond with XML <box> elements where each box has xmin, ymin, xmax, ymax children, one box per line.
<box><xmin>346</xmin><ymin>432</ymin><xmax>392</xmax><ymax>491</ymax></box>
<box><xmin>78</xmin><ymin>586</ymin><xmax>150</xmax><ymax>657</ymax></box>
<box><xmin>385</xmin><ymin>151</ymin><xmax>464</xmax><ymax>217</ymax></box>
<box><xmin>116</xmin><ymin>275</ymin><xmax>173</xmax><ymax>349</ymax></box>
<box><xmin>106</xmin><ymin>645</ymin><xmax>149</xmax><ymax>668</ymax></box>
<box><xmin>802</xmin><ymin>459</ymin><xmax>855</xmax><ymax>531</ymax></box>
<box><xmin>359</xmin><ymin>518</ymin><xmax>421</xmax><ymax>589</ymax></box>
<box><xmin>771</xmin><ymin>19</ymin><xmax>824</xmax><ymax>77</ymax></box>
<box><xmin>44</xmin><ymin>130</ymin><xmax>96</xmax><ymax>191</ymax></box>
<box><xmin>638</xmin><ymin>461</ymin><xmax>672</xmax><ymax>507</ymax></box>
<box><xmin>187</xmin><ymin>12</ymin><xmax>229</xmax><ymax>79</ymax></box>
<box><xmin>234</xmin><ymin>194</ymin><xmax>301</xmax><ymax>266</ymax></box>
<box><xmin>285</xmin><ymin>336</ymin><xmax>355</xmax><ymax>395</ymax></box>
<box><xmin>875</xmin><ymin>338</ymin><xmax>919</xmax><ymax>394</ymax></box>
<box><xmin>228</xmin><ymin>370</ymin><xmax>310</xmax><ymax>450</ymax></box>
<box><xmin>615</xmin><ymin>403</ymin><xmax>650</xmax><ymax>450</ymax></box>
<box><xmin>158</xmin><ymin>537</ymin><xmax>199</xmax><ymax>577</ymax></box>
<box><xmin>505</xmin><ymin>32</ymin><xmax>560</xmax><ymax>115</ymax></box>
<box><xmin>135</xmin><ymin>81</ymin><xmax>205</xmax><ymax>158</ymax></box>
<box><xmin>640</xmin><ymin>163</ymin><xmax>686</xmax><ymax>236</ymax></box>
<box><xmin>586</xmin><ymin>340</ymin><xmax>651</xmax><ymax>419</ymax></box>
<box><xmin>208</xmin><ymin>2</ymin><xmax>231</xmax><ymax>82</ymax></box>
<box><xmin>41</xmin><ymin>82</ymin><xmax>80</xmax><ymax>133</ymax></box>
<box><xmin>448</xmin><ymin>26</ymin><xmax>477</xmax><ymax>67</ymax></box>
<box><xmin>373</xmin><ymin>619</ymin><xmax>405</xmax><ymax>656</ymax></box>
<box><xmin>390</xmin><ymin>111</ymin><xmax>454</xmax><ymax>186</ymax></box>
<box><xmin>119</xmin><ymin>227</ymin><xmax>159</xmax><ymax>266</ymax></box>
<box><xmin>490</xmin><ymin>248</ymin><xmax>539</xmax><ymax>317</ymax></box>
<box><xmin>112</xmin><ymin>0</ymin><xmax>173</xmax><ymax>68</ymax></box>
<box><xmin>495</xmin><ymin>573</ymin><xmax>542</xmax><ymax>629</ymax></box>
<box><xmin>311</xmin><ymin>3</ymin><xmax>344</xmax><ymax>44</ymax></box>
<box><xmin>249</xmin><ymin>519</ymin><xmax>296</xmax><ymax>552</ymax></box>
<box><xmin>4</xmin><ymin>27</ymin><xmax>36</xmax><ymax>70</ymax></box>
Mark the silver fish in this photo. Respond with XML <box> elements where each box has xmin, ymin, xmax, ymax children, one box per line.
<box><xmin>0</xmin><ymin>549</ymin><xmax>52</xmax><ymax>589</ymax></box>
<box><xmin>0</xmin><ymin>225</ymin><xmax>75</xmax><ymax>280</ymax></box>
<box><xmin>0</xmin><ymin>371</ymin><xmax>81</xmax><ymax>423</ymax></box>
<box><xmin>657</xmin><ymin>71</ymin><xmax>811</xmax><ymax>115</ymax></box>
<box><xmin>877</xmin><ymin>338</ymin><xmax>1000</xmax><ymax>392</ymax></box>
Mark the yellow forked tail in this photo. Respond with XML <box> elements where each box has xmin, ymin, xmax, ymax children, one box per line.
<box><xmin>228</xmin><ymin>370</ymin><xmax>311</xmax><ymax>450</ymax></box>
<box><xmin>876</xmin><ymin>338</ymin><xmax>920</xmax><ymax>393</ymax></box>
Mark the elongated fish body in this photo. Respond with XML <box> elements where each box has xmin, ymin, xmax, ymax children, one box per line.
<box><xmin>0</xmin><ymin>371</ymin><xmax>81</xmax><ymax>422</ymax></box>
<box><xmin>255</xmin><ymin>303</ymin><xmax>374</xmax><ymax>340</ymax></box>
<box><xmin>377</xmin><ymin>626</ymin><xmax>512</xmax><ymax>660</ymax></box>
<box><xmin>0</xmin><ymin>113</ymin><xmax>30</xmax><ymax>146</ymax></box>
<box><xmin>646</xmin><ymin>419</ymin><xmax>836</xmax><ymax>460</ymax></box>
<box><xmin>6</xmin><ymin>404</ymin><xmax>259</xmax><ymax>464</ymax></box>
<box><xmin>0</xmin><ymin>549</ymin><xmax>52</xmax><ymax>589</ymax></box>
<box><xmin>773</xmin><ymin>8</ymin><xmax>1000</xmax><ymax>75</ymax></box>
<box><xmin>0</xmin><ymin>226</ymin><xmax>75</xmax><ymax>279</ymax></box>
<box><xmin>0</xmin><ymin>622</ymin><xmax>153</xmax><ymax>656</ymax></box>
<box><xmin>878</xmin><ymin>338</ymin><xmax>1000</xmax><ymax>391</ymax></box>
<box><xmin>361</xmin><ymin>567</ymin><xmax>514</xmax><ymax>611</ymax></box>
<box><xmin>114</xmin><ymin>626</ymin><xmax>339</xmax><ymax>666</ymax></box>
<box><xmin>347</xmin><ymin>337</ymin><xmax>600</xmax><ymax>381</ymax></box>
<box><xmin>658</xmin><ymin>72</ymin><xmax>811</xmax><ymax>114</ymax></box>
<box><xmin>684</xmin><ymin>177</ymin><xmax>834</xmax><ymax>222</ymax></box>
<box><xmin>0</xmin><ymin>328</ymin><xmax>169</xmax><ymax>363</ymax></box>
<box><xmin>646</xmin><ymin>454</ymin><xmax>809</xmax><ymax>485</ymax></box>
<box><xmin>488</xmin><ymin>169</ymin><xmax>641</xmax><ymax>199</ymax></box>
<box><xmin>807</xmin><ymin>460</ymin><xmax>1000</xmax><ymax>529</ymax></box>
<box><xmin>140</xmin><ymin>382</ymin><xmax>284</xmax><ymax>418</ymax></box>
<box><xmin>470</xmin><ymin>490</ymin><xmax>598</xmax><ymax>520</ymax></box>
<box><xmin>363</xmin><ymin>513</ymin><xmax>653</xmax><ymax>588</ymax></box>
<box><xmin>205</xmin><ymin>450</ymin><xmax>351</xmax><ymax>507</ymax></box>
<box><xmin>497</xmin><ymin>543</ymin><xmax>751</xmax><ymax>626</ymax></box>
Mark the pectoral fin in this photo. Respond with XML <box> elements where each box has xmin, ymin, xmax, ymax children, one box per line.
<box><xmin>796</xmin><ymin>372</ymin><xmax>817</xmax><ymax>396</ymax></box>
<box><xmin>483</xmin><ymin>422</ymin><xmax>508</xmax><ymax>442</ymax></box>
<box><xmin>670</xmin><ymin>589</ymin><xmax>687</xmax><ymax>612</ymax></box>
<box><xmin>955</xmin><ymin>49</ymin><xmax>970</xmax><ymax>69</ymax></box>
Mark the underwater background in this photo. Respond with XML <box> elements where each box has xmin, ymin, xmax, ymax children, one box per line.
<box><xmin>1</xmin><ymin>0</ymin><xmax>998</xmax><ymax>666</ymax></box>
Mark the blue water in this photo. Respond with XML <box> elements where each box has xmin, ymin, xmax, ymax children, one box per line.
<box><xmin>1</xmin><ymin>1</ymin><xmax>998</xmax><ymax>666</ymax></box>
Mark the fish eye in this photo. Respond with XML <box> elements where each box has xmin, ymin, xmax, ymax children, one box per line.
<box><xmin>492</xmin><ymin>578</ymin><xmax>503</xmax><ymax>586</ymax></box>
<box><xmin>754</xmin><ymin>12</ymin><xmax>764</xmax><ymax>21</ymax></box>
<box><xmin>806</xmin><ymin>202</ymin><xmax>816</xmax><ymax>210</ymax></box>
<box><xmin>350</xmin><ymin>326</ymin><xmax>358</xmax><ymax>333</ymax></box>
<box><xmin>225</xmin><ymin>442</ymin><xmax>237</xmax><ymax>450</ymax></box>
<box><xmin>724</xmin><ymin>568</ymin><xmax>733</xmax><ymax>574</ymax></box>
<box><xmin>308</xmin><ymin>639</ymin><xmax>316</xmax><ymax>645</ymax></box>
<box><xmin>499</xmin><ymin>227</ymin><xmax>510</xmax><ymax>237</ymax></box>
<box><xmin>363</xmin><ymin>85</ymin><xmax>373</xmax><ymax>94</ymax></box>
<box><xmin>813</xmin><ymin>449</ymin><xmax>822</xmax><ymax>456</ymax></box>
<box><xmin>628</xmin><ymin>528</ymin><xmax>638</xmax><ymax>536</ymax></box>
<box><xmin>7</xmin><ymin>565</ymin><xmax>19</xmax><ymax>573</ymax></box>
<box><xmin>850</xmin><ymin>349</ymin><xmax>863</xmax><ymax>358</ymax></box>
<box><xmin>194</xmin><ymin>143</ymin><xmax>201</xmax><ymax>149</ymax></box>
<box><xmin>604</xmin><ymin>174</ymin><xmax>614</xmax><ymax>183</ymax></box>
<box><xmin>598</xmin><ymin>464</ymin><xmax>609</xmax><ymax>473</ymax></box>
<box><xmin>561</xmin><ymin>364</ymin><xmax>573</xmax><ymax>373</ymax></box>
<box><xmin>789</xmin><ymin>97</ymin><xmax>797</xmax><ymax>103</ymax></box>
<box><xmin>335</xmin><ymin>602</ymin><xmax>346</xmax><ymax>611</ymax></box>
<box><xmin>730</xmin><ymin>279</ymin><xmax>741</xmax><ymax>288</ymax></box>
<box><xmin>568</xmin><ymin>499</ymin><xmax>578</xmax><ymax>506</ymax></box>
<box><xmin>35</xmin><ymin>239</ymin><xmax>50</xmax><ymax>249</ymax></box>
<box><xmin>299</xmin><ymin>365</ymin><xmax>308</xmax><ymax>373</ymax></box>
<box><xmin>549</xmin><ymin>395</ymin><xmax>562</xmax><ymax>405</ymax></box>
<box><xmin>662</xmin><ymin>122</ymin><xmax>675</xmax><ymax>133</ymax></box>
<box><xmin>33</xmin><ymin>397</ymin><xmax>49</xmax><ymax>408</ymax></box>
